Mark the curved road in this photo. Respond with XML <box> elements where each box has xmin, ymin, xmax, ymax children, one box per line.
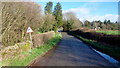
<box><xmin>31</xmin><ymin>32</ymin><xmax>114</xmax><ymax>66</ymax></box>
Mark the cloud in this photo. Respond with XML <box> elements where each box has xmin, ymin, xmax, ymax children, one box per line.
<box><xmin>63</xmin><ymin>6</ymin><xmax>118</xmax><ymax>22</ymax></box>
<box><xmin>80</xmin><ymin>14</ymin><xmax>118</xmax><ymax>22</ymax></box>
<box><xmin>31</xmin><ymin>0</ymin><xmax>119</xmax><ymax>2</ymax></box>
<box><xmin>63</xmin><ymin>7</ymin><xmax>90</xmax><ymax>15</ymax></box>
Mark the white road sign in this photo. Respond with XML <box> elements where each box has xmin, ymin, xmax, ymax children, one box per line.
<box><xmin>26</xmin><ymin>27</ymin><xmax>33</xmax><ymax>33</ymax></box>
<box><xmin>26</xmin><ymin>27</ymin><xmax>33</xmax><ymax>52</ymax></box>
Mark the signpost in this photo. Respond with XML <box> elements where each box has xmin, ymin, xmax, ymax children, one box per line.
<box><xmin>26</xmin><ymin>27</ymin><xmax>33</xmax><ymax>52</ymax></box>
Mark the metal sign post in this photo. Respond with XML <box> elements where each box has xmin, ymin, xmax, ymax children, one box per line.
<box><xmin>26</xmin><ymin>27</ymin><xmax>33</xmax><ymax>52</ymax></box>
<box><xmin>29</xmin><ymin>32</ymin><xmax>32</xmax><ymax>52</ymax></box>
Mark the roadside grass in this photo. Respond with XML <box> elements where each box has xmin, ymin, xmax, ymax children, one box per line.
<box><xmin>96</xmin><ymin>30</ymin><xmax>120</xmax><ymax>35</ymax></box>
<box><xmin>36</xmin><ymin>32</ymin><xmax>42</xmax><ymax>34</ymax></box>
<box><xmin>2</xmin><ymin>33</ymin><xmax>62</xmax><ymax>66</ymax></box>
<box><xmin>69</xmin><ymin>32</ymin><xmax>120</xmax><ymax>62</ymax></box>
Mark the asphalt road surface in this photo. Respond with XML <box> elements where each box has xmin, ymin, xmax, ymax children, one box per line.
<box><xmin>31</xmin><ymin>32</ymin><xmax>115</xmax><ymax>66</ymax></box>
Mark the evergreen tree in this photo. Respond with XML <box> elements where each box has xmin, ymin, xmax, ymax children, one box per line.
<box><xmin>84</xmin><ymin>20</ymin><xmax>91</xmax><ymax>28</ymax></box>
<box><xmin>107</xmin><ymin>20</ymin><xmax>111</xmax><ymax>24</ymax></box>
<box><xmin>104</xmin><ymin>19</ymin><xmax>107</xmax><ymax>24</ymax></box>
<box><xmin>44</xmin><ymin>2</ymin><xmax>53</xmax><ymax>14</ymax></box>
<box><xmin>98</xmin><ymin>20</ymin><xmax>101</xmax><ymax>23</ymax></box>
<box><xmin>103</xmin><ymin>19</ymin><xmax>107</xmax><ymax>29</ymax></box>
<box><xmin>53</xmin><ymin>2</ymin><xmax>63</xmax><ymax>28</ymax></box>
<box><xmin>98</xmin><ymin>20</ymin><xmax>102</xmax><ymax>26</ymax></box>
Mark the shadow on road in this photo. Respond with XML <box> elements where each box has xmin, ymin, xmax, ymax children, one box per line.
<box><xmin>30</xmin><ymin>32</ymin><xmax>115</xmax><ymax>67</ymax></box>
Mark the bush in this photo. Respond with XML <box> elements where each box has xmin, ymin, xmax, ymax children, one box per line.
<box><xmin>32</xmin><ymin>31</ymin><xmax>55</xmax><ymax>48</ymax></box>
<box><xmin>1</xmin><ymin>33</ymin><xmax>62</xmax><ymax>66</ymax></box>
<box><xmin>69</xmin><ymin>29</ymin><xmax>120</xmax><ymax>47</ymax></box>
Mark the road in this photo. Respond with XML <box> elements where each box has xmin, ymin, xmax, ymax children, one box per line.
<box><xmin>31</xmin><ymin>32</ymin><xmax>114</xmax><ymax>66</ymax></box>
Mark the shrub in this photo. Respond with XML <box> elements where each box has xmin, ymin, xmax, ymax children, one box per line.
<box><xmin>1</xmin><ymin>2</ymin><xmax>43</xmax><ymax>47</ymax></box>
<box><xmin>69</xmin><ymin>29</ymin><xmax>120</xmax><ymax>47</ymax></box>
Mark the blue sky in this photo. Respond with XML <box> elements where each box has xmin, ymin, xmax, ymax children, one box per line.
<box><xmin>38</xmin><ymin>2</ymin><xmax>118</xmax><ymax>22</ymax></box>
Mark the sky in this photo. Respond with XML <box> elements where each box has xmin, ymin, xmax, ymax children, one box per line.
<box><xmin>38</xmin><ymin>2</ymin><xmax>118</xmax><ymax>22</ymax></box>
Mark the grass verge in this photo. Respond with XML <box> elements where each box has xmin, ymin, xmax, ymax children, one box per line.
<box><xmin>68</xmin><ymin>32</ymin><xmax>120</xmax><ymax>62</ymax></box>
<box><xmin>2</xmin><ymin>33</ymin><xmax>62</xmax><ymax>66</ymax></box>
<box><xmin>96</xmin><ymin>30</ymin><xmax>120</xmax><ymax>35</ymax></box>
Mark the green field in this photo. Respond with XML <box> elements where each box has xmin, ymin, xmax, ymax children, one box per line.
<box><xmin>96</xmin><ymin>30</ymin><xmax>120</xmax><ymax>35</ymax></box>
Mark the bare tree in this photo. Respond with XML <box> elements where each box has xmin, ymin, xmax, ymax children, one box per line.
<box><xmin>1</xmin><ymin>2</ymin><xmax>43</xmax><ymax>46</ymax></box>
<box><xmin>63</xmin><ymin>12</ymin><xmax>82</xmax><ymax>31</ymax></box>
